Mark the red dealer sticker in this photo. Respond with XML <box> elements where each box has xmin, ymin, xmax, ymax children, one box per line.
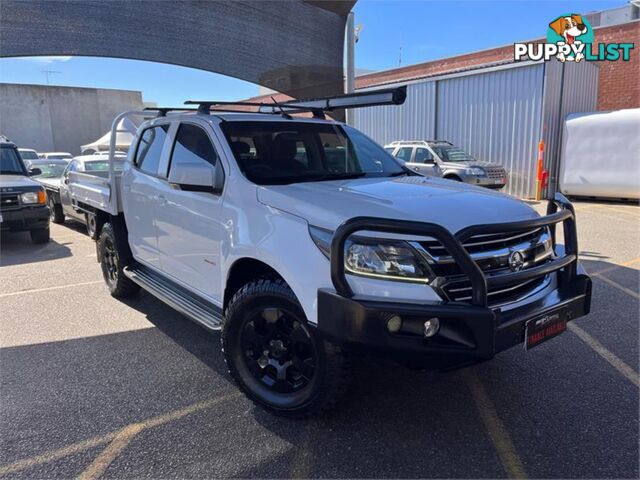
<box><xmin>525</xmin><ymin>311</ymin><xmax>568</xmax><ymax>350</ymax></box>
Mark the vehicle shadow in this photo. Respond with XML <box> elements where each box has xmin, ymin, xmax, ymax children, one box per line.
<box><xmin>0</xmin><ymin>231</ymin><xmax>72</xmax><ymax>267</ymax></box>
<box><xmin>3</xmin><ymin>257</ymin><xmax>637</xmax><ymax>478</ymax></box>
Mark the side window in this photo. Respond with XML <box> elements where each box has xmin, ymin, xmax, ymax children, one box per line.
<box><xmin>64</xmin><ymin>160</ymin><xmax>77</xmax><ymax>176</ymax></box>
<box><xmin>135</xmin><ymin>125</ymin><xmax>169</xmax><ymax>175</ymax></box>
<box><xmin>169</xmin><ymin>124</ymin><xmax>218</xmax><ymax>175</ymax></box>
<box><xmin>414</xmin><ymin>148</ymin><xmax>434</xmax><ymax>164</ymax></box>
<box><xmin>395</xmin><ymin>147</ymin><xmax>413</xmax><ymax>162</ymax></box>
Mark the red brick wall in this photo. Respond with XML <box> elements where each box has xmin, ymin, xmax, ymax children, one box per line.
<box><xmin>592</xmin><ymin>21</ymin><xmax>640</xmax><ymax>110</ymax></box>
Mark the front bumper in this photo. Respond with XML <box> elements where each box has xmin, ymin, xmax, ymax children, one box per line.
<box><xmin>469</xmin><ymin>176</ymin><xmax>506</xmax><ymax>189</ymax></box>
<box><xmin>0</xmin><ymin>206</ymin><xmax>49</xmax><ymax>232</ymax></box>
<box><xmin>317</xmin><ymin>270</ymin><xmax>591</xmax><ymax>369</ymax></box>
<box><xmin>316</xmin><ymin>193</ymin><xmax>591</xmax><ymax>369</ymax></box>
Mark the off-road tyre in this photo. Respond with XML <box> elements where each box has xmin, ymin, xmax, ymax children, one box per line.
<box><xmin>222</xmin><ymin>278</ymin><xmax>351</xmax><ymax>418</ymax></box>
<box><xmin>48</xmin><ymin>196</ymin><xmax>65</xmax><ymax>224</ymax></box>
<box><xmin>98</xmin><ymin>223</ymin><xmax>139</xmax><ymax>298</ymax></box>
<box><xmin>30</xmin><ymin>227</ymin><xmax>50</xmax><ymax>244</ymax></box>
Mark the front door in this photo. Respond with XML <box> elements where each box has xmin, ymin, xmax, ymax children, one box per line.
<box><xmin>60</xmin><ymin>160</ymin><xmax>82</xmax><ymax>218</ymax></box>
<box><xmin>121</xmin><ymin>124</ymin><xmax>170</xmax><ymax>270</ymax></box>
<box><xmin>409</xmin><ymin>147</ymin><xmax>441</xmax><ymax>176</ymax></box>
<box><xmin>155</xmin><ymin>122</ymin><xmax>225</xmax><ymax>303</ymax></box>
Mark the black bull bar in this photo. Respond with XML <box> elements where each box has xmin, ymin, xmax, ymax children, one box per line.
<box><xmin>329</xmin><ymin>193</ymin><xmax>579</xmax><ymax>307</ymax></box>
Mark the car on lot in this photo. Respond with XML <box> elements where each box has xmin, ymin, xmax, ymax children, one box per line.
<box><xmin>23</xmin><ymin>158</ymin><xmax>68</xmax><ymax>174</ymax></box>
<box><xmin>0</xmin><ymin>136</ymin><xmax>50</xmax><ymax>243</ymax></box>
<box><xmin>18</xmin><ymin>148</ymin><xmax>40</xmax><ymax>162</ymax></box>
<box><xmin>39</xmin><ymin>151</ymin><xmax>73</xmax><ymax>161</ymax></box>
<box><xmin>68</xmin><ymin>88</ymin><xmax>591</xmax><ymax>417</ymax></box>
<box><xmin>39</xmin><ymin>154</ymin><xmax>125</xmax><ymax>237</ymax></box>
<box><xmin>384</xmin><ymin>140</ymin><xmax>508</xmax><ymax>189</ymax></box>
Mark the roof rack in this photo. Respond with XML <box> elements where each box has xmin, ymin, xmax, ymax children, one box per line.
<box><xmin>143</xmin><ymin>107</ymin><xmax>200</xmax><ymax>117</ymax></box>
<box><xmin>184</xmin><ymin>86</ymin><xmax>407</xmax><ymax>118</ymax></box>
<box><xmin>388</xmin><ymin>140</ymin><xmax>452</xmax><ymax>145</ymax></box>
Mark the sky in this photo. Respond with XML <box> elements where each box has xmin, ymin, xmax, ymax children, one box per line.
<box><xmin>0</xmin><ymin>0</ymin><xmax>628</xmax><ymax>106</ymax></box>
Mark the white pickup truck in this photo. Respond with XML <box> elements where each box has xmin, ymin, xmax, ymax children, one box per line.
<box><xmin>69</xmin><ymin>88</ymin><xmax>592</xmax><ymax>417</ymax></box>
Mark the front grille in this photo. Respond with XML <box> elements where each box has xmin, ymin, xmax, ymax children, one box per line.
<box><xmin>485</xmin><ymin>167</ymin><xmax>506</xmax><ymax>180</ymax></box>
<box><xmin>419</xmin><ymin>227</ymin><xmax>553</xmax><ymax>307</ymax></box>
<box><xmin>0</xmin><ymin>194</ymin><xmax>20</xmax><ymax>211</ymax></box>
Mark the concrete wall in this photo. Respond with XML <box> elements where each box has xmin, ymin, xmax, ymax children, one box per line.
<box><xmin>0</xmin><ymin>84</ymin><xmax>143</xmax><ymax>155</ymax></box>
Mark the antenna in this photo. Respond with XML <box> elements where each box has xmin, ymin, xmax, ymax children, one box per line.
<box><xmin>41</xmin><ymin>70</ymin><xmax>61</xmax><ymax>85</ymax></box>
<box><xmin>398</xmin><ymin>46</ymin><xmax>402</xmax><ymax>67</ymax></box>
<box><xmin>270</xmin><ymin>96</ymin><xmax>292</xmax><ymax>119</ymax></box>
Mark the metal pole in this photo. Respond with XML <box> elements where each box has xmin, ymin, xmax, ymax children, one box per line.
<box><xmin>346</xmin><ymin>12</ymin><xmax>355</xmax><ymax>94</ymax></box>
<box><xmin>345</xmin><ymin>11</ymin><xmax>355</xmax><ymax>124</ymax></box>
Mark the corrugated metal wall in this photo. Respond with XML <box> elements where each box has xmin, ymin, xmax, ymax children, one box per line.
<box><xmin>350</xmin><ymin>81</ymin><xmax>436</xmax><ymax>146</ymax></box>
<box><xmin>351</xmin><ymin>60</ymin><xmax>599</xmax><ymax>199</ymax></box>
<box><xmin>541</xmin><ymin>60</ymin><xmax>599</xmax><ymax>193</ymax></box>
<box><xmin>436</xmin><ymin>65</ymin><xmax>544</xmax><ymax>198</ymax></box>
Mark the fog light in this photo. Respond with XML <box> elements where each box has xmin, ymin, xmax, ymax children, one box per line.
<box><xmin>423</xmin><ymin>318</ymin><xmax>440</xmax><ymax>337</ymax></box>
<box><xmin>386</xmin><ymin>315</ymin><xmax>403</xmax><ymax>333</ymax></box>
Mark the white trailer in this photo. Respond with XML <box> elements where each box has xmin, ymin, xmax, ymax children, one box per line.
<box><xmin>559</xmin><ymin>109</ymin><xmax>640</xmax><ymax>201</ymax></box>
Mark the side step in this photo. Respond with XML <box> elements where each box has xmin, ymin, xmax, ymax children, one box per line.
<box><xmin>123</xmin><ymin>263</ymin><xmax>223</xmax><ymax>331</ymax></box>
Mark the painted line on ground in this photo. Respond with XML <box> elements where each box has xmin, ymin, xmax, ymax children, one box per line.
<box><xmin>77</xmin><ymin>423</ymin><xmax>145</xmax><ymax>480</ymax></box>
<box><xmin>0</xmin><ymin>392</ymin><xmax>241</xmax><ymax>476</ymax></box>
<box><xmin>593</xmin><ymin>272</ymin><xmax>640</xmax><ymax>301</ymax></box>
<box><xmin>590</xmin><ymin>257</ymin><xmax>640</xmax><ymax>276</ymax></box>
<box><xmin>568</xmin><ymin>322</ymin><xmax>639</xmax><ymax>388</ymax></box>
<box><xmin>0</xmin><ymin>281</ymin><xmax>103</xmax><ymax>298</ymax></box>
<box><xmin>464</xmin><ymin>371</ymin><xmax>527</xmax><ymax>479</ymax></box>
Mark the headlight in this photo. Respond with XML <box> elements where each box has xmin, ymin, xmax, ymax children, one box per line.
<box><xmin>308</xmin><ymin>225</ymin><xmax>434</xmax><ymax>283</ymax></box>
<box><xmin>465</xmin><ymin>167</ymin><xmax>485</xmax><ymax>176</ymax></box>
<box><xmin>21</xmin><ymin>190</ymin><xmax>46</xmax><ymax>204</ymax></box>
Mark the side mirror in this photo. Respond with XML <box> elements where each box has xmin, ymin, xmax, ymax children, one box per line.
<box><xmin>28</xmin><ymin>168</ymin><xmax>42</xmax><ymax>176</ymax></box>
<box><xmin>168</xmin><ymin>161</ymin><xmax>223</xmax><ymax>193</ymax></box>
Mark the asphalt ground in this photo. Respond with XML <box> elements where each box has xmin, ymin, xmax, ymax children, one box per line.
<box><xmin>1</xmin><ymin>201</ymin><xmax>638</xmax><ymax>479</ymax></box>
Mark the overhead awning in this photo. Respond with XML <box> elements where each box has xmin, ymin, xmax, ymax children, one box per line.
<box><xmin>0</xmin><ymin>0</ymin><xmax>356</xmax><ymax>99</ymax></box>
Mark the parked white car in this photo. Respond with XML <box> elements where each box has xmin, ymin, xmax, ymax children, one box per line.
<box><xmin>39</xmin><ymin>152</ymin><xmax>73</xmax><ymax>161</ymax></box>
<box><xmin>68</xmin><ymin>88</ymin><xmax>591</xmax><ymax>417</ymax></box>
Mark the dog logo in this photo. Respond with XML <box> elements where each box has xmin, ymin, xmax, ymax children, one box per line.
<box><xmin>547</xmin><ymin>14</ymin><xmax>591</xmax><ymax>62</ymax></box>
<box><xmin>513</xmin><ymin>13</ymin><xmax>633</xmax><ymax>63</ymax></box>
<box><xmin>508</xmin><ymin>251</ymin><xmax>525</xmax><ymax>272</ymax></box>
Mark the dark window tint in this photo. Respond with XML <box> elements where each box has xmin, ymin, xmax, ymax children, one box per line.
<box><xmin>169</xmin><ymin>123</ymin><xmax>218</xmax><ymax>176</ymax></box>
<box><xmin>169</xmin><ymin>124</ymin><xmax>218</xmax><ymax>175</ymax></box>
<box><xmin>0</xmin><ymin>147</ymin><xmax>26</xmax><ymax>175</ymax></box>
<box><xmin>414</xmin><ymin>148</ymin><xmax>433</xmax><ymax>163</ymax></box>
<box><xmin>220</xmin><ymin>121</ymin><xmax>403</xmax><ymax>186</ymax></box>
<box><xmin>135</xmin><ymin>125</ymin><xmax>168</xmax><ymax>175</ymax></box>
<box><xmin>395</xmin><ymin>147</ymin><xmax>413</xmax><ymax>162</ymax></box>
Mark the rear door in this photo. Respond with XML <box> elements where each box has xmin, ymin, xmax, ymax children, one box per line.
<box><xmin>121</xmin><ymin>123</ymin><xmax>171</xmax><ymax>269</ymax></box>
<box><xmin>155</xmin><ymin>121</ymin><xmax>225</xmax><ymax>302</ymax></box>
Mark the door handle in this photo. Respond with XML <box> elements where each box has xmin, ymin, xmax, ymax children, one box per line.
<box><xmin>413</xmin><ymin>167</ymin><xmax>419</xmax><ymax>171</ymax></box>
<box><xmin>157</xmin><ymin>194</ymin><xmax>166</xmax><ymax>205</ymax></box>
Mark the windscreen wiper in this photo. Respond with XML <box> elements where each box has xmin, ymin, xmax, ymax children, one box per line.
<box><xmin>309</xmin><ymin>172</ymin><xmax>368</xmax><ymax>181</ymax></box>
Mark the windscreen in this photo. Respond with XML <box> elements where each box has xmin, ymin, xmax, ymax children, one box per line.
<box><xmin>220</xmin><ymin>121</ymin><xmax>405</xmax><ymax>185</ymax></box>
<box><xmin>19</xmin><ymin>150</ymin><xmax>39</xmax><ymax>160</ymax></box>
<box><xmin>34</xmin><ymin>163</ymin><xmax>66</xmax><ymax>178</ymax></box>
<box><xmin>431</xmin><ymin>144</ymin><xmax>475</xmax><ymax>162</ymax></box>
<box><xmin>0</xmin><ymin>147</ymin><xmax>26</xmax><ymax>175</ymax></box>
<box><xmin>83</xmin><ymin>160</ymin><xmax>125</xmax><ymax>172</ymax></box>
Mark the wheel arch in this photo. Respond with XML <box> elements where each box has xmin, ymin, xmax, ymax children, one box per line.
<box><xmin>223</xmin><ymin>257</ymin><xmax>289</xmax><ymax>311</ymax></box>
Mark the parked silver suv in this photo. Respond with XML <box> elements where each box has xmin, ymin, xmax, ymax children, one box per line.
<box><xmin>384</xmin><ymin>140</ymin><xmax>507</xmax><ymax>189</ymax></box>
